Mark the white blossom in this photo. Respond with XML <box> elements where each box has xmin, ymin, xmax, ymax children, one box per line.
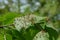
<box><xmin>14</xmin><ymin>14</ymin><xmax>46</xmax><ymax>31</ymax></box>
<box><xmin>33</xmin><ymin>31</ymin><xmax>49</xmax><ymax>40</ymax></box>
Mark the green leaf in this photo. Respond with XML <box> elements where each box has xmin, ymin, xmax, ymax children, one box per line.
<box><xmin>6</xmin><ymin>34</ymin><xmax>12</xmax><ymax>40</ymax></box>
<box><xmin>45</xmin><ymin>26</ymin><xmax>58</xmax><ymax>40</ymax></box>
<box><xmin>0</xmin><ymin>34</ymin><xmax>4</xmax><ymax>40</ymax></box>
<box><xmin>0</xmin><ymin>28</ymin><xmax>4</xmax><ymax>40</ymax></box>
<box><xmin>0</xmin><ymin>12</ymin><xmax>20</xmax><ymax>25</ymax></box>
<box><xmin>20</xmin><ymin>26</ymin><xmax>40</xmax><ymax>40</ymax></box>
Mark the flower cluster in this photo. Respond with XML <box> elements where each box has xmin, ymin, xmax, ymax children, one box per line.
<box><xmin>33</xmin><ymin>31</ymin><xmax>49</xmax><ymax>40</ymax></box>
<box><xmin>14</xmin><ymin>14</ymin><xmax>46</xmax><ymax>31</ymax></box>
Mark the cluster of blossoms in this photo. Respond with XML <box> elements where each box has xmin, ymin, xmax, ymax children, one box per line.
<box><xmin>33</xmin><ymin>31</ymin><xmax>49</xmax><ymax>40</ymax></box>
<box><xmin>14</xmin><ymin>14</ymin><xmax>46</xmax><ymax>31</ymax></box>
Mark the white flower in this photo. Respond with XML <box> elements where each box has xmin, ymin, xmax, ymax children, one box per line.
<box><xmin>33</xmin><ymin>31</ymin><xmax>49</xmax><ymax>40</ymax></box>
<box><xmin>14</xmin><ymin>14</ymin><xmax>46</xmax><ymax>31</ymax></box>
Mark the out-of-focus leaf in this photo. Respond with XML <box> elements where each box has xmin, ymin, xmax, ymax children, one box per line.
<box><xmin>0</xmin><ymin>28</ymin><xmax>4</xmax><ymax>40</ymax></box>
<box><xmin>45</xmin><ymin>26</ymin><xmax>58</xmax><ymax>40</ymax></box>
<box><xmin>0</xmin><ymin>12</ymin><xmax>20</xmax><ymax>25</ymax></box>
<box><xmin>20</xmin><ymin>25</ymin><xmax>40</xmax><ymax>40</ymax></box>
<box><xmin>57</xmin><ymin>35</ymin><xmax>60</xmax><ymax>40</ymax></box>
<box><xmin>6</xmin><ymin>34</ymin><xmax>12</xmax><ymax>40</ymax></box>
<box><xmin>0</xmin><ymin>34</ymin><xmax>4</xmax><ymax>40</ymax></box>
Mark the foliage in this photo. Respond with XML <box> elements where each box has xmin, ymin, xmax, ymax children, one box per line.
<box><xmin>0</xmin><ymin>0</ymin><xmax>60</xmax><ymax>40</ymax></box>
<box><xmin>2</xmin><ymin>18</ymin><xmax>58</xmax><ymax>40</ymax></box>
<box><xmin>0</xmin><ymin>12</ymin><xmax>20</xmax><ymax>25</ymax></box>
<box><xmin>0</xmin><ymin>14</ymin><xmax>59</xmax><ymax>40</ymax></box>
<box><xmin>0</xmin><ymin>28</ymin><xmax>4</xmax><ymax>40</ymax></box>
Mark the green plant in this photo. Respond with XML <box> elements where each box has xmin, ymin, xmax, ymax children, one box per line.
<box><xmin>1</xmin><ymin>14</ymin><xmax>59</xmax><ymax>40</ymax></box>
